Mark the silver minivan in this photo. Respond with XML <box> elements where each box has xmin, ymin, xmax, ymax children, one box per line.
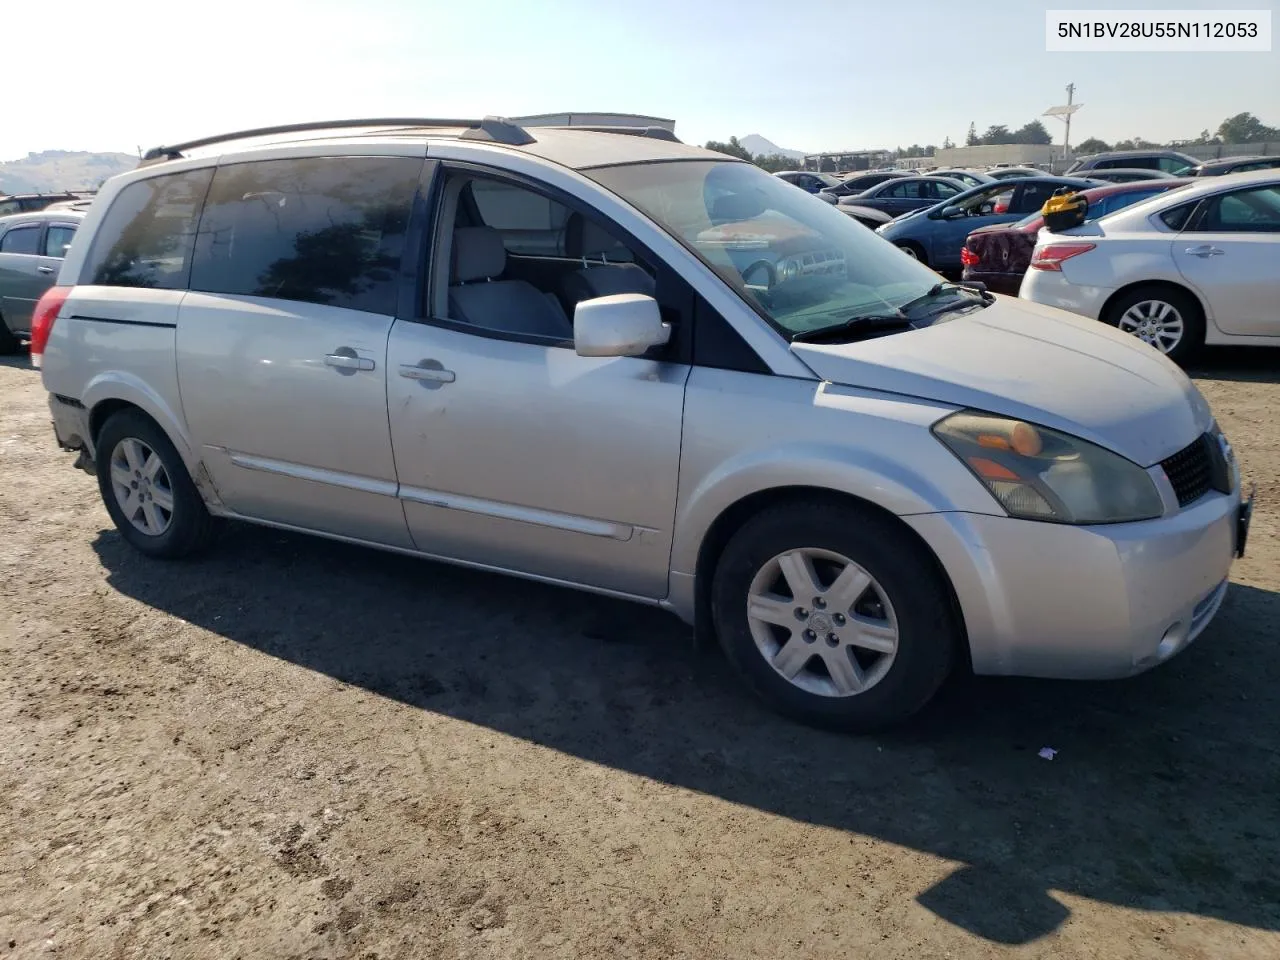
<box><xmin>36</xmin><ymin>117</ymin><xmax>1252</xmax><ymax>730</ymax></box>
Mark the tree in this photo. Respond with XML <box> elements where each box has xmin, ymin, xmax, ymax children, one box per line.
<box><xmin>980</xmin><ymin>124</ymin><xmax>1012</xmax><ymax>145</ymax></box>
<box><xmin>1013</xmin><ymin>120</ymin><xmax>1052</xmax><ymax>145</ymax></box>
<box><xmin>1074</xmin><ymin>137</ymin><xmax>1110</xmax><ymax>154</ymax></box>
<box><xmin>965</xmin><ymin>122</ymin><xmax>978</xmax><ymax>147</ymax></box>
<box><xmin>1113</xmin><ymin>136</ymin><xmax>1158</xmax><ymax>150</ymax></box>
<box><xmin>752</xmin><ymin>153</ymin><xmax>792</xmax><ymax>173</ymax></box>
<box><xmin>703</xmin><ymin>136</ymin><xmax>752</xmax><ymax>161</ymax></box>
<box><xmin>1216</xmin><ymin>112</ymin><xmax>1278</xmax><ymax>144</ymax></box>
<box><xmin>942</xmin><ymin>136</ymin><xmax>954</xmax><ymax>150</ymax></box>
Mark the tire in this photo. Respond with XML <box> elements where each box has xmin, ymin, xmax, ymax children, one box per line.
<box><xmin>711</xmin><ymin>500</ymin><xmax>958</xmax><ymax>733</ymax></box>
<box><xmin>95</xmin><ymin>409</ymin><xmax>217</xmax><ymax>559</ymax></box>
<box><xmin>0</xmin><ymin>312</ymin><xmax>20</xmax><ymax>355</ymax></box>
<box><xmin>896</xmin><ymin>242</ymin><xmax>926</xmax><ymax>265</ymax></box>
<box><xmin>1103</xmin><ymin>285</ymin><xmax>1204</xmax><ymax>365</ymax></box>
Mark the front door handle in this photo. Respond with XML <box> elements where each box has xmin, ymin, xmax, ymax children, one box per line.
<box><xmin>324</xmin><ymin>352</ymin><xmax>375</xmax><ymax>371</ymax></box>
<box><xmin>37</xmin><ymin>265</ymin><xmax>56</xmax><ymax>274</ymax></box>
<box><xmin>1184</xmin><ymin>245</ymin><xmax>1225</xmax><ymax>258</ymax></box>
<box><xmin>399</xmin><ymin>362</ymin><xmax>455</xmax><ymax>383</ymax></box>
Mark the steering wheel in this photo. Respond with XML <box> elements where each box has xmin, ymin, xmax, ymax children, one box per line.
<box><xmin>742</xmin><ymin>259</ymin><xmax>777</xmax><ymax>288</ymax></box>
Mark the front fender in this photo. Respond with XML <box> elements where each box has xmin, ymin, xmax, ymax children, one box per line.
<box><xmin>81</xmin><ymin>371</ymin><xmax>194</xmax><ymax>466</ymax></box>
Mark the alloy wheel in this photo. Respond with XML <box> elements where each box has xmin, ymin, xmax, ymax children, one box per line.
<box><xmin>109</xmin><ymin>437</ymin><xmax>174</xmax><ymax>536</ymax></box>
<box><xmin>1117</xmin><ymin>299</ymin><xmax>1184</xmax><ymax>354</ymax></box>
<box><xmin>746</xmin><ymin>548</ymin><xmax>899</xmax><ymax>698</ymax></box>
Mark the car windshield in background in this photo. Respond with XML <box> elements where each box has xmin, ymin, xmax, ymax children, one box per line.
<box><xmin>588</xmin><ymin>160</ymin><xmax>943</xmax><ymax>338</ymax></box>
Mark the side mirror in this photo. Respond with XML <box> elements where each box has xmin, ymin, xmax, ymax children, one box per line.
<box><xmin>933</xmin><ymin>205</ymin><xmax>964</xmax><ymax>220</ymax></box>
<box><xmin>574</xmin><ymin>294</ymin><xmax>671</xmax><ymax>358</ymax></box>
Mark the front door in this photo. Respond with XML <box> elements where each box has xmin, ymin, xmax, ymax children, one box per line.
<box><xmin>1172</xmin><ymin>183</ymin><xmax>1280</xmax><ymax>337</ymax></box>
<box><xmin>175</xmin><ymin>153</ymin><xmax>427</xmax><ymax>547</ymax></box>
<box><xmin>386</xmin><ymin>168</ymin><xmax>689</xmax><ymax>599</ymax></box>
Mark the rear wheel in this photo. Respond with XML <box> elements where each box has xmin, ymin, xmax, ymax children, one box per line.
<box><xmin>95</xmin><ymin>410</ymin><xmax>217</xmax><ymax>558</ymax></box>
<box><xmin>1104</xmin><ymin>285</ymin><xmax>1204</xmax><ymax>365</ymax></box>
<box><xmin>0</xmin><ymin>313</ymin><xmax>20</xmax><ymax>355</ymax></box>
<box><xmin>711</xmin><ymin>501</ymin><xmax>958</xmax><ymax>732</ymax></box>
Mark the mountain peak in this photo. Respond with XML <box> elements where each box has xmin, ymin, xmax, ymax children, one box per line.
<box><xmin>739</xmin><ymin>134</ymin><xmax>806</xmax><ymax>160</ymax></box>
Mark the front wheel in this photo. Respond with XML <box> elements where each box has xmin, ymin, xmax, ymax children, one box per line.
<box><xmin>711</xmin><ymin>501</ymin><xmax>958</xmax><ymax>732</ymax></box>
<box><xmin>95</xmin><ymin>410</ymin><xmax>217</xmax><ymax>558</ymax></box>
<box><xmin>1104</xmin><ymin>286</ymin><xmax>1204</xmax><ymax>365</ymax></box>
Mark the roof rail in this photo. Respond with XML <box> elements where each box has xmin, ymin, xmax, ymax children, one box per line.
<box><xmin>140</xmin><ymin>116</ymin><xmax>535</xmax><ymax>163</ymax></box>
<box><xmin>544</xmin><ymin>125</ymin><xmax>682</xmax><ymax>143</ymax></box>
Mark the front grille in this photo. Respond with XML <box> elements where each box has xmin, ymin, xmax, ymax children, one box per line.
<box><xmin>1160</xmin><ymin>435</ymin><xmax>1215</xmax><ymax>507</ymax></box>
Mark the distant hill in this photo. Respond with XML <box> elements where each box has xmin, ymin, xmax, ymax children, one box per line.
<box><xmin>739</xmin><ymin>134</ymin><xmax>806</xmax><ymax>160</ymax></box>
<box><xmin>0</xmin><ymin>150</ymin><xmax>138</xmax><ymax>195</ymax></box>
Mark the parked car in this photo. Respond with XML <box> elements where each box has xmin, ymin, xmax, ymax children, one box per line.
<box><xmin>774</xmin><ymin>170</ymin><xmax>842</xmax><ymax>196</ymax></box>
<box><xmin>1065</xmin><ymin>150</ymin><xmax>1198</xmax><ymax>176</ymax></box>
<box><xmin>1190</xmin><ymin>155</ymin><xmax>1280</xmax><ymax>177</ymax></box>
<box><xmin>961</xmin><ymin>179</ymin><xmax>1193</xmax><ymax>295</ymax></box>
<box><xmin>1020</xmin><ymin>169</ymin><xmax>1280</xmax><ymax>363</ymax></box>
<box><xmin>984</xmin><ymin>167</ymin><xmax>1042</xmax><ymax>181</ymax></box>
<box><xmin>36</xmin><ymin>117</ymin><xmax>1249</xmax><ymax>731</ymax></box>
<box><xmin>874</xmin><ymin>176</ymin><xmax>1100</xmax><ymax>271</ymax></box>
<box><xmin>818</xmin><ymin>171</ymin><xmax>908</xmax><ymax>202</ymax></box>
<box><xmin>0</xmin><ymin>192</ymin><xmax>91</xmax><ymax>217</ymax></box>
<box><xmin>1081</xmin><ymin>168</ymin><xmax>1177</xmax><ymax>184</ymax></box>
<box><xmin>836</xmin><ymin>176</ymin><xmax>966</xmax><ymax>217</ymax></box>
<box><xmin>835</xmin><ymin>205</ymin><xmax>894</xmax><ymax>230</ymax></box>
<box><xmin>931</xmin><ymin>169</ymin><xmax>995</xmax><ymax>189</ymax></box>
<box><xmin>0</xmin><ymin>210</ymin><xmax>83</xmax><ymax>353</ymax></box>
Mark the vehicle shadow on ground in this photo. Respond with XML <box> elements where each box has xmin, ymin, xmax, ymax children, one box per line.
<box><xmin>92</xmin><ymin>525</ymin><xmax>1280</xmax><ymax>945</ymax></box>
<box><xmin>0</xmin><ymin>350</ymin><xmax>35</xmax><ymax>372</ymax></box>
<box><xmin>1188</xmin><ymin>347</ymin><xmax>1280</xmax><ymax>384</ymax></box>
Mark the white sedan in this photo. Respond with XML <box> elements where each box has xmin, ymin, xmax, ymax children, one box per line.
<box><xmin>1019</xmin><ymin>170</ymin><xmax>1280</xmax><ymax>363</ymax></box>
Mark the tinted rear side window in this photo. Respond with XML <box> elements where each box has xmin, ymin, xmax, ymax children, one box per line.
<box><xmin>84</xmin><ymin>169</ymin><xmax>213</xmax><ymax>289</ymax></box>
<box><xmin>1160</xmin><ymin>203</ymin><xmax>1196</xmax><ymax>231</ymax></box>
<box><xmin>189</xmin><ymin>156</ymin><xmax>422</xmax><ymax>314</ymax></box>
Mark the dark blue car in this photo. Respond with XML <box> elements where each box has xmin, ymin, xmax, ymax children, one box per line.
<box><xmin>874</xmin><ymin>175</ymin><xmax>1100</xmax><ymax>272</ymax></box>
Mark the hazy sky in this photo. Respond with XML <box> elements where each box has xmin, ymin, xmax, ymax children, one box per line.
<box><xmin>4</xmin><ymin>0</ymin><xmax>1276</xmax><ymax>160</ymax></box>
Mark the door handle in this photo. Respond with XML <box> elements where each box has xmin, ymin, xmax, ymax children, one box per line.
<box><xmin>37</xmin><ymin>266</ymin><xmax>56</xmax><ymax>274</ymax></box>
<box><xmin>324</xmin><ymin>352</ymin><xmax>375</xmax><ymax>371</ymax></box>
<box><xmin>1184</xmin><ymin>245</ymin><xmax>1224</xmax><ymax>258</ymax></box>
<box><xmin>399</xmin><ymin>362</ymin><xmax>455</xmax><ymax>383</ymax></box>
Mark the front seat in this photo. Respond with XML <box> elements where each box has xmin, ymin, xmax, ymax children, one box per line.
<box><xmin>560</xmin><ymin>213</ymin><xmax>656</xmax><ymax>308</ymax></box>
<box><xmin>448</xmin><ymin>226</ymin><xmax>572</xmax><ymax>339</ymax></box>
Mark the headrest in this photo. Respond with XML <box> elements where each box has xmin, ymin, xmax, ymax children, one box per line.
<box><xmin>709</xmin><ymin>191</ymin><xmax>765</xmax><ymax>223</ymax></box>
<box><xmin>565</xmin><ymin>213</ymin><xmax>629</xmax><ymax>260</ymax></box>
<box><xmin>452</xmin><ymin>226</ymin><xmax>506</xmax><ymax>283</ymax></box>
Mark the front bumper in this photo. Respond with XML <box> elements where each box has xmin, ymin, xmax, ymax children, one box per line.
<box><xmin>906</xmin><ymin>488</ymin><xmax>1242</xmax><ymax>679</ymax></box>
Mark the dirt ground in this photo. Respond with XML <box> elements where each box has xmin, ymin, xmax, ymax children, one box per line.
<box><xmin>1</xmin><ymin>348</ymin><xmax>1278</xmax><ymax>960</ymax></box>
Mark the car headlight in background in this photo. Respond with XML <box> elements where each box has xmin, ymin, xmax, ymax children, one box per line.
<box><xmin>933</xmin><ymin>411</ymin><xmax>1164</xmax><ymax>524</ymax></box>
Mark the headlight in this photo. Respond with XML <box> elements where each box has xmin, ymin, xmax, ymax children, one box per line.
<box><xmin>933</xmin><ymin>411</ymin><xmax>1164</xmax><ymax>524</ymax></box>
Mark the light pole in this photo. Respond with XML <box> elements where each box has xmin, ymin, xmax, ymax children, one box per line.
<box><xmin>1044</xmin><ymin>83</ymin><xmax>1083</xmax><ymax>166</ymax></box>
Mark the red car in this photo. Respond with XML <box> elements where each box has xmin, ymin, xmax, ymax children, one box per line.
<box><xmin>960</xmin><ymin>179</ymin><xmax>1193</xmax><ymax>296</ymax></box>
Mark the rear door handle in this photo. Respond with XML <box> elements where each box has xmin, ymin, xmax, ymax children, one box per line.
<box><xmin>324</xmin><ymin>352</ymin><xmax>375</xmax><ymax>371</ymax></box>
<box><xmin>399</xmin><ymin>361</ymin><xmax>455</xmax><ymax>383</ymax></box>
<box><xmin>37</xmin><ymin>265</ymin><xmax>56</xmax><ymax>274</ymax></box>
<box><xmin>1184</xmin><ymin>245</ymin><xmax>1225</xmax><ymax>258</ymax></box>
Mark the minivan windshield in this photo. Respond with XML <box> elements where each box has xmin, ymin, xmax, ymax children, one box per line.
<box><xmin>588</xmin><ymin>160</ymin><xmax>949</xmax><ymax>339</ymax></box>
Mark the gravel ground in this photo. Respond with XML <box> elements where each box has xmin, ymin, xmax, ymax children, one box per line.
<box><xmin>1</xmin><ymin>349</ymin><xmax>1278</xmax><ymax>960</ymax></box>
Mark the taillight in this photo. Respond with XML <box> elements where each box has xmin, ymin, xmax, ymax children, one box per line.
<box><xmin>960</xmin><ymin>246</ymin><xmax>980</xmax><ymax>267</ymax></box>
<box><xmin>30</xmin><ymin>287</ymin><xmax>70</xmax><ymax>369</ymax></box>
<box><xmin>1030</xmin><ymin>243</ymin><xmax>1097</xmax><ymax>272</ymax></box>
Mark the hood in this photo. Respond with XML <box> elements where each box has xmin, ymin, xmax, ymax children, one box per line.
<box><xmin>790</xmin><ymin>297</ymin><xmax>1211</xmax><ymax>466</ymax></box>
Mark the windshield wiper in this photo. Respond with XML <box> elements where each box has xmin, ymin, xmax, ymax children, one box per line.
<box><xmin>899</xmin><ymin>281</ymin><xmax>993</xmax><ymax>318</ymax></box>
<box><xmin>790</xmin><ymin>313</ymin><xmax>912</xmax><ymax>343</ymax></box>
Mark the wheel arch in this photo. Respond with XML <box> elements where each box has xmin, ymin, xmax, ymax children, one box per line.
<box><xmin>689</xmin><ymin>485</ymin><xmax>971</xmax><ymax>670</ymax></box>
<box><xmin>82</xmin><ymin>373</ymin><xmax>195</xmax><ymax>467</ymax></box>
<box><xmin>1098</xmin><ymin>278</ymin><xmax>1209</xmax><ymax>329</ymax></box>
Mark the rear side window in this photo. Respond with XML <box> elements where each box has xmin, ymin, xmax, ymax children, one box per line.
<box><xmin>84</xmin><ymin>169</ymin><xmax>213</xmax><ymax>289</ymax></box>
<box><xmin>44</xmin><ymin>225</ymin><xmax>76</xmax><ymax>257</ymax></box>
<box><xmin>0</xmin><ymin>224</ymin><xmax>40</xmax><ymax>254</ymax></box>
<box><xmin>1160</xmin><ymin>203</ymin><xmax>1195</xmax><ymax>231</ymax></box>
<box><xmin>189</xmin><ymin>156</ymin><xmax>421</xmax><ymax>315</ymax></box>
